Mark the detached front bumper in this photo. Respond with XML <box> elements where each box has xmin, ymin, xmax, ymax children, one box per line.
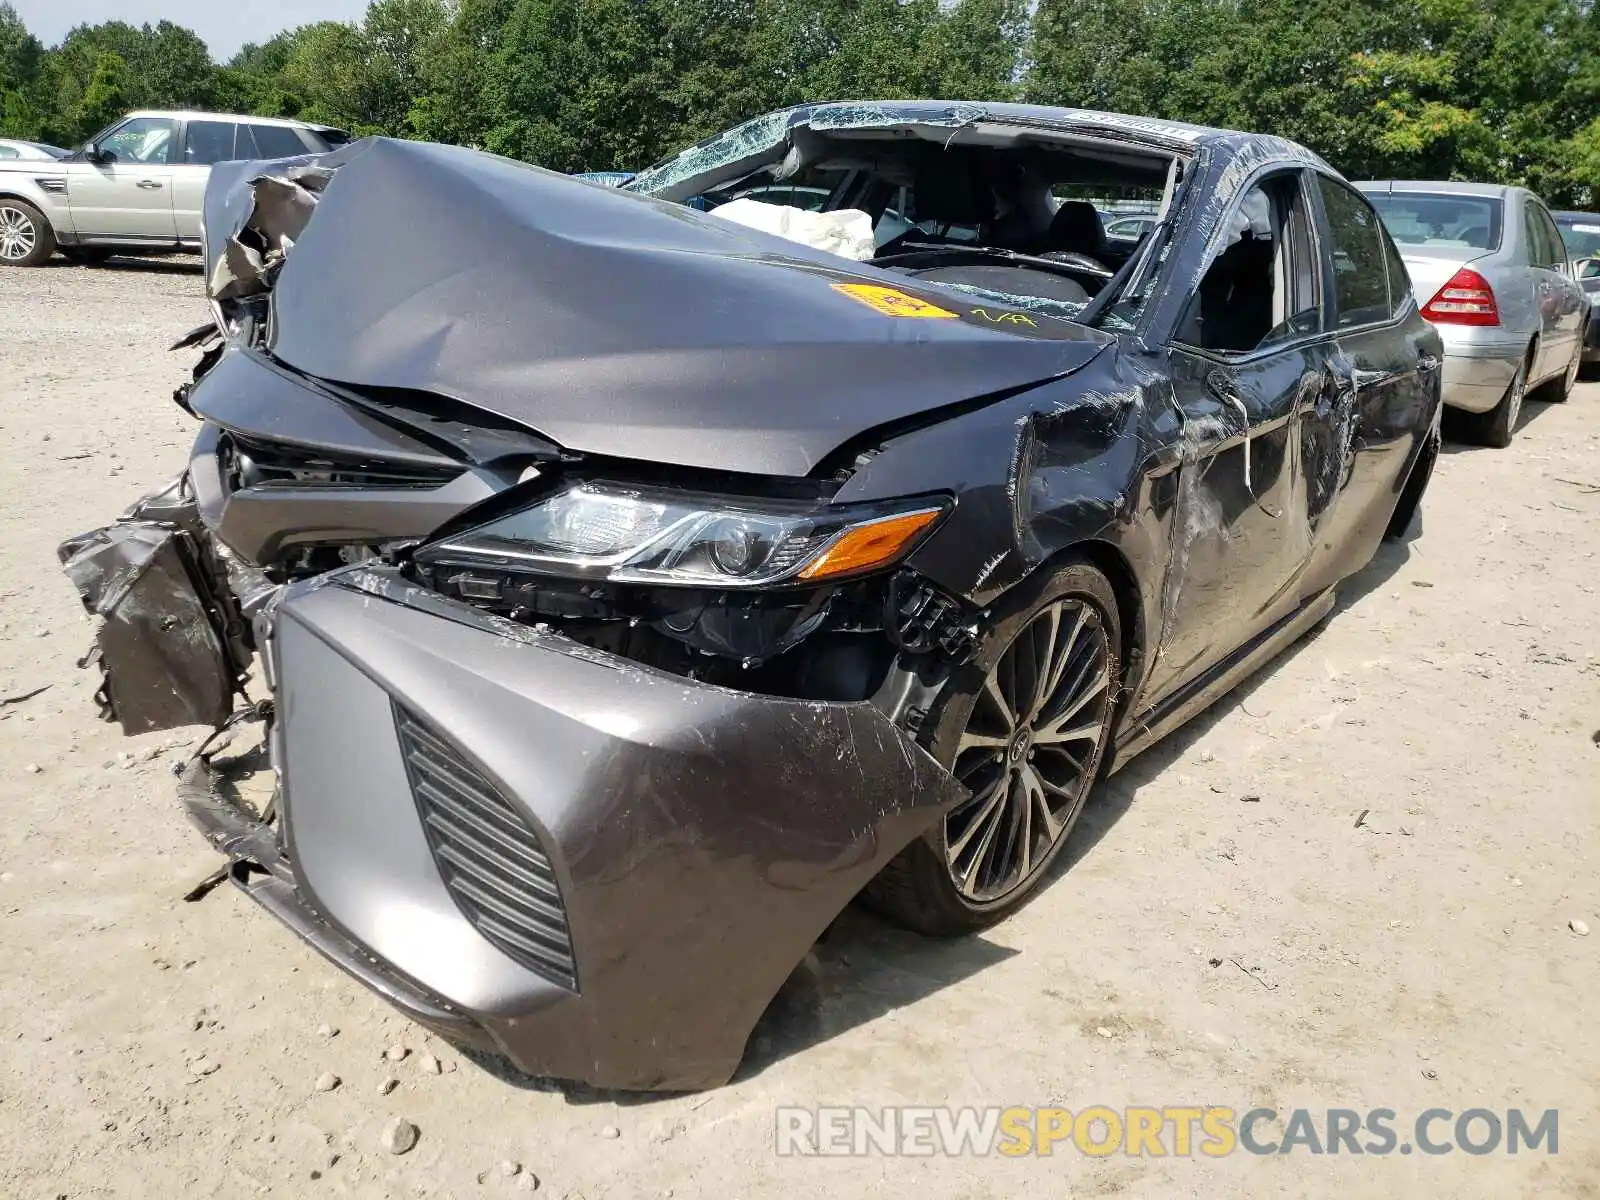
<box><xmin>193</xmin><ymin>570</ymin><xmax>957</xmax><ymax>1091</ymax></box>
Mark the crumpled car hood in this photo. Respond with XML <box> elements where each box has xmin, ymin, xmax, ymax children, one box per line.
<box><xmin>207</xmin><ymin>138</ymin><xmax>1110</xmax><ymax>477</ymax></box>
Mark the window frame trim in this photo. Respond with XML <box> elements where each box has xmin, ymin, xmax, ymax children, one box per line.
<box><xmin>1167</xmin><ymin>165</ymin><xmax>1331</xmax><ymax>365</ymax></box>
<box><xmin>179</xmin><ymin>117</ymin><xmax>241</xmax><ymax>168</ymax></box>
<box><xmin>98</xmin><ymin>115</ymin><xmax>180</xmax><ymax>167</ymax></box>
<box><xmin>1529</xmin><ymin>197</ymin><xmax>1566</xmax><ymax>270</ymax></box>
<box><xmin>1311</xmin><ymin>171</ymin><xmax>1416</xmax><ymax>337</ymax></box>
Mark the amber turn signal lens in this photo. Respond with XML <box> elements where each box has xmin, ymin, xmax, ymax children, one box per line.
<box><xmin>797</xmin><ymin>508</ymin><xmax>944</xmax><ymax>581</ymax></box>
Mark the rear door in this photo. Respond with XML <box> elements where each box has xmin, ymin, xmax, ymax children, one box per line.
<box><xmin>1300</xmin><ymin>175</ymin><xmax>1441</xmax><ymax>592</ymax></box>
<box><xmin>65</xmin><ymin>116</ymin><xmax>178</xmax><ymax>240</ymax></box>
<box><xmin>1147</xmin><ymin>168</ymin><xmax>1328</xmax><ymax>697</ymax></box>
<box><xmin>1526</xmin><ymin>198</ymin><xmax>1584</xmax><ymax>376</ymax></box>
<box><xmin>1521</xmin><ymin>196</ymin><xmax>1564</xmax><ymax>378</ymax></box>
<box><xmin>171</xmin><ymin>118</ymin><xmax>239</xmax><ymax>242</ymax></box>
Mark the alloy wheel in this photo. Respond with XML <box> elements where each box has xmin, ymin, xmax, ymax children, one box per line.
<box><xmin>0</xmin><ymin>206</ymin><xmax>36</xmax><ymax>262</ymax></box>
<box><xmin>1506</xmin><ymin>362</ymin><xmax>1526</xmax><ymax>428</ymax></box>
<box><xmin>944</xmin><ymin>599</ymin><xmax>1112</xmax><ymax>903</ymax></box>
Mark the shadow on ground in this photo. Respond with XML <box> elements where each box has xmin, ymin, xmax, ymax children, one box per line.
<box><xmin>42</xmin><ymin>254</ymin><xmax>203</xmax><ymax>276</ymax></box>
<box><xmin>1440</xmin><ymin>391</ymin><xmax>1566</xmax><ymax>454</ymax></box>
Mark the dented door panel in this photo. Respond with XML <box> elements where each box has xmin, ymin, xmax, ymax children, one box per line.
<box><xmin>1300</xmin><ymin>320</ymin><xmax>1442</xmax><ymax>595</ymax></box>
<box><xmin>1142</xmin><ymin>343</ymin><xmax>1318</xmax><ymax>698</ymax></box>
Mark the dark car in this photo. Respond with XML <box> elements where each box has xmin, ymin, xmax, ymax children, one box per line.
<box><xmin>1554</xmin><ymin>212</ymin><xmax>1600</xmax><ymax>373</ymax></box>
<box><xmin>59</xmin><ymin>102</ymin><xmax>1441</xmax><ymax>1092</ymax></box>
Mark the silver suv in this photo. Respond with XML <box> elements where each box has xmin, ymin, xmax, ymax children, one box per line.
<box><xmin>0</xmin><ymin>111</ymin><xmax>348</xmax><ymax>267</ymax></box>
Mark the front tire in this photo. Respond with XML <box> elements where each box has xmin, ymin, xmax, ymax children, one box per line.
<box><xmin>864</xmin><ymin>558</ymin><xmax>1122</xmax><ymax>935</ymax></box>
<box><xmin>0</xmin><ymin>199</ymin><xmax>56</xmax><ymax>267</ymax></box>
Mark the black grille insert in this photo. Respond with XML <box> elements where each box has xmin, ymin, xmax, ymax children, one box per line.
<box><xmin>394</xmin><ymin>706</ymin><xmax>577</xmax><ymax>990</ymax></box>
<box><xmin>222</xmin><ymin>434</ymin><xmax>460</xmax><ymax>492</ymax></box>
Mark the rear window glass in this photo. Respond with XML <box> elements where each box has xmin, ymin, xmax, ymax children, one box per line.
<box><xmin>1556</xmin><ymin>216</ymin><xmax>1600</xmax><ymax>261</ymax></box>
<box><xmin>183</xmin><ymin>120</ymin><xmax>236</xmax><ymax>165</ymax></box>
<box><xmin>1367</xmin><ymin>192</ymin><xmax>1502</xmax><ymax>252</ymax></box>
<box><xmin>1318</xmin><ymin>177</ymin><xmax>1392</xmax><ymax>328</ymax></box>
<box><xmin>250</xmin><ymin>124</ymin><xmax>311</xmax><ymax>158</ymax></box>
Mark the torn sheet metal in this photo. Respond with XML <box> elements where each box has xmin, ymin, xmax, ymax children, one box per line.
<box><xmin>206</xmin><ymin>162</ymin><xmax>335</xmax><ymax>304</ymax></box>
<box><xmin>58</xmin><ymin>480</ymin><xmax>247</xmax><ymax>734</ymax></box>
<box><xmin>195</xmin><ymin>136</ymin><xmax>1110</xmax><ymax>477</ymax></box>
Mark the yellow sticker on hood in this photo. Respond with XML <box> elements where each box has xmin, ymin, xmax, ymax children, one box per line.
<box><xmin>832</xmin><ymin>283</ymin><xmax>958</xmax><ymax>319</ymax></box>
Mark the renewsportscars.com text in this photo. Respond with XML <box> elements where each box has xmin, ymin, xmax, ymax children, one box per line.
<box><xmin>775</xmin><ymin>1106</ymin><xmax>1559</xmax><ymax>1158</ymax></box>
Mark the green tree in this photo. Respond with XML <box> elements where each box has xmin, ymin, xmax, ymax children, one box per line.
<box><xmin>924</xmin><ymin>0</ymin><xmax>1027</xmax><ymax>102</ymax></box>
<box><xmin>411</xmin><ymin>0</ymin><xmax>516</xmax><ymax>145</ymax></box>
<box><xmin>280</xmin><ymin>1</ymin><xmax>450</xmax><ymax>135</ymax></box>
<box><xmin>129</xmin><ymin>20</ymin><xmax>215</xmax><ymax>109</ymax></box>
<box><xmin>215</xmin><ymin>31</ymin><xmax>309</xmax><ymax>116</ymax></box>
<box><xmin>0</xmin><ymin>1</ymin><xmax>45</xmax><ymax>136</ymax></box>
<box><xmin>78</xmin><ymin>50</ymin><xmax>128</xmax><ymax>136</ymax></box>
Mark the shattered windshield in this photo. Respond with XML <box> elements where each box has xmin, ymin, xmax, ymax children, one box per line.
<box><xmin>627</xmin><ymin>106</ymin><xmax>1178</xmax><ymax>329</ymax></box>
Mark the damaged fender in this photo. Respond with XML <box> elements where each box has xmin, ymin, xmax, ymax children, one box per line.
<box><xmin>58</xmin><ymin>479</ymin><xmax>251</xmax><ymax>734</ymax></box>
<box><xmin>252</xmin><ymin>569</ymin><xmax>963</xmax><ymax>1090</ymax></box>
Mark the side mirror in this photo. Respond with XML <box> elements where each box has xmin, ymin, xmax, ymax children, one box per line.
<box><xmin>83</xmin><ymin>141</ymin><xmax>106</xmax><ymax>163</ymax></box>
<box><xmin>1579</xmin><ymin>257</ymin><xmax>1600</xmax><ymax>281</ymax></box>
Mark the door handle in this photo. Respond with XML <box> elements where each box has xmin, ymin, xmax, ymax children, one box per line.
<box><xmin>1204</xmin><ymin>369</ymin><xmax>1244</xmax><ymax>409</ymax></box>
<box><xmin>136</xmin><ymin>180</ymin><xmax>163</xmax><ymax>190</ymax></box>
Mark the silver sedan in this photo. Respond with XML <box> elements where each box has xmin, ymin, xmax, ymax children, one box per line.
<box><xmin>1359</xmin><ymin>180</ymin><xmax>1586</xmax><ymax>447</ymax></box>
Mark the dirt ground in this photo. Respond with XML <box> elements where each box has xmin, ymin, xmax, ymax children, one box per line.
<box><xmin>1</xmin><ymin>260</ymin><xmax>1597</xmax><ymax>1200</ymax></box>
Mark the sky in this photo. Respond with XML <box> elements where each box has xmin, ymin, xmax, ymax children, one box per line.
<box><xmin>11</xmin><ymin>0</ymin><xmax>372</xmax><ymax>61</ymax></box>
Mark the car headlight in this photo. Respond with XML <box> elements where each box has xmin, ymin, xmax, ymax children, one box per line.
<box><xmin>415</xmin><ymin>482</ymin><xmax>947</xmax><ymax>588</ymax></box>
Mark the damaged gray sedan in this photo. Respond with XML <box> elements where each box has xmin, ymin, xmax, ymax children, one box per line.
<box><xmin>59</xmin><ymin>102</ymin><xmax>1442</xmax><ymax>1091</ymax></box>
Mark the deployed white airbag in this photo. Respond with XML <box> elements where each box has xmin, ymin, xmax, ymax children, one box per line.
<box><xmin>709</xmin><ymin>198</ymin><xmax>877</xmax><ymax>262</ymax></box>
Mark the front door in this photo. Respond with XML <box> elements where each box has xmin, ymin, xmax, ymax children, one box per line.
<box><xmin>65</xmin><ymin>116</ymin><xmax>178</xmax><ymax>241</ymax></box>
<box><xmin>1146</xmin><ymin>169</ymin><xmax>1328</xmax><ymax>699</ymax></box>
<box><xmin>171</xmin><ymin>118</ymin><xmax>240</xmax><ymax>241</ymax></box>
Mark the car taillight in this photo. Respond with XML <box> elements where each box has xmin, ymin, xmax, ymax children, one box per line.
<box><xmin>1420</xmin><ymin>267</ymin><xmax>1500</xmax><ymax>326</ymax></box>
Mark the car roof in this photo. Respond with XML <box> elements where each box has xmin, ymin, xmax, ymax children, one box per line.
<box><xmin>794</xmin><ymin>100</ymin><xmax>1262</xmax><ymax>151</ymax></box>
<box><xmin>1356</xmin><ymin>179</ymin><xmax>1520</xmax><ymax>199</ymax></box>
<box><xmin>1553</xmin><ymin>210</ymin><xmax>1600</xmax><ymax>222</ymax></box>
<box><xmin>124</xmin><ymin>110</ymin><xmax>325</xmax><ymax>130</ymax></box>
<box><xmin>628</xmin><ymin>99</ymin><xmax>1336</xmax><ymax>205</ymax></box>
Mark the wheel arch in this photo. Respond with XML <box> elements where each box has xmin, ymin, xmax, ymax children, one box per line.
<box><xmin>0</xmin><ymin>190</ymin><xmax>56</xmax><ymax>222</ymax></box>
<box><xmin>0</xmin><ymin>191</ymin><xmax>60</xmax><ymax>264</ymax></box>
<box><xmin>1027</xmin><ymin>537</ymin><xmax>1146</xmax><ymax>727</ymax></box>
